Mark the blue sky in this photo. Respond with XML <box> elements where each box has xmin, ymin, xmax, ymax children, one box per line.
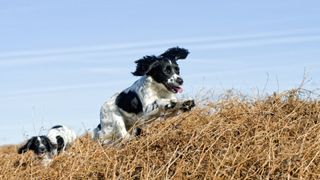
<box><xmin>1</xmin><ymin>1</ymin><xmax>320</xmax><ymax>145</ymax></box>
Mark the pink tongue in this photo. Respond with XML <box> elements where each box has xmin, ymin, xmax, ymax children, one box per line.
<box><xmin>176</xmin><ymin>87</ymin><xmax>183</xmax><ymax>93</ymax></box>
<box><xmin>38</xmin><ymin>153</ymin><xmax>45</xmax><ymax>158</ymax></box>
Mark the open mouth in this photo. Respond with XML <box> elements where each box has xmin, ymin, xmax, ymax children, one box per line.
<box><xmin>36</xmin><ymin>152</ymin><xmax>46</xmax><ymax>158</ymax></box>
<box><xmin>165</xmin><ymin>83</ymin><xmax>183</xmax><ymax>93</ymax></box>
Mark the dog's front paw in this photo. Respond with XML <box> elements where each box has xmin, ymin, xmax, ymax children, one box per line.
<box><xmin>164</xmin><ymin>100</ymin><xmax>177</xmax><ymax>110</ymax></box>
<box><xmin>133</xmin><ymin>127</ymin><xmax>143</xmax><ymax>137</ymax></box>
<box><xmin>181</xmin><ymin>100</ymin><xmax>195</xmax><ymax>112</ymax></box>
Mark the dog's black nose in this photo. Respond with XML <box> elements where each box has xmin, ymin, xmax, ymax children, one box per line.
<box><xmin>176</xmin><ymin>77</ymin><xmax>184</xmax><ymax>85</ymax></box>
<box><xmin>39</xmin><ymin>147</ymin><xmax>46</xmax><ymax>152</ymax></box>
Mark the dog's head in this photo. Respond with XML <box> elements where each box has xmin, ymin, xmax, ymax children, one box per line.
<box><xmin>18</xmin><ymin>136</ymin><xmax>56</xmax><ymax>158</ymax></box>
<box><xmin>132</xmin><ymin>47</ymin><xmax>189</xmax><ymax>93</ymax></box>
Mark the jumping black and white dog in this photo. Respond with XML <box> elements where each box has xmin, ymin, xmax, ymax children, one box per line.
<box><xmin>18</xmin><ymin>125</ymin><xmax>77</xmax><ymax>166</ymax></box>
<box><xmin>93</xmin><ymin>47</ymin><xmax>195</xmax><ymax>144</ymax></box>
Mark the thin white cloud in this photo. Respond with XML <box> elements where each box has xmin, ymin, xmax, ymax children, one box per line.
<box><xmin>1</xmin><ymin>81</ymin><xmax>129</xmax><ymax>98</ymax></box>
<box><xmin>83</xmin><ymin>67</ymin><xmax>129</xmax><ymax>74</ymax></box>
<box><xmin>1</xmin><ymin>32</ymin><xmax>319</xmax><ymax>67</ymax></box>
<box><xmin>0</xmin><ymin>28</ymin><xmax>320</xmax><ymax>64</ymax></box>
<box><xmin>2</xmin><ymin>28</ymin><xmax>320</xmax><ymax>97</ymax></box>
<box><xmin>184</xmin><ymin>61</ymin><xmax>319</xmax><ymax>80</ymax></box>
<box><xmin>188</xmin><ymin>34</ymin><xmax>320</xmax><ymax>50</ymax></box>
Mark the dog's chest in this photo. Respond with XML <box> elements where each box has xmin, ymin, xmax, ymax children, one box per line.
<box><xmin>141</xmin><ymin>79</ymin><xmax>173</xmax><ymax>103</ymax></box>
<box><xmin>118</xmin><ymin>77</ymin><xmax>175</xmax><ymax>120</ymax></box>
<box><xmin>140</xmin><ymin>85</ymin><xmax>172</xmax><ymax>107</ymax></box>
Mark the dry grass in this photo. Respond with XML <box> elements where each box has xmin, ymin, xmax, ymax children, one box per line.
<box><xmin>1</xmin><ymin>89</ymin><xmax>320</xmax><ymax>179</ymax></box>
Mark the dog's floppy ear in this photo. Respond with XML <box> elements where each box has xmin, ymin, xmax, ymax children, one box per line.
<box><xmin>132</xmin><ymin>55</ymin><xmax>160</xmax><ymax>76</ymax></box>
<box><xmin>18</xmin><ymin>137</ymin><xmax>35</xmax><ymax>154</ymax></box>
<box><xmin>160</xmin><ymin>47</ymin><xmax>189</xmax><ymax>60</ymax></box>
<box><xmin>41</xmin><ymin>136</ymin><xmax>56</xmax><ymax>152</ymax></box>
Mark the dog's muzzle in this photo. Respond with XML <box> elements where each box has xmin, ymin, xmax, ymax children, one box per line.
<box><xmin>165</xmin><ymin>77</ymin><xmax>183</xmax><ymax>93</ymax></box>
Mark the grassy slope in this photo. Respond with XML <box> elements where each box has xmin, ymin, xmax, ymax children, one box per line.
<box><xmin>1</xmin><ymin>89</ymin><xmax>320</xmax><ymax>179</ymax></box>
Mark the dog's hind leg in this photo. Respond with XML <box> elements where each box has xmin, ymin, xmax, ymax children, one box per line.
<box><xmin>113</xmin><ymin>113</ymin><xmax>131</xmax><ymax>140</ymax></box>
<box><xmin>99</xmin><ymin>103</ymin><xmax>131</xmax><ymax>144</ymax></box>
<box><xmin>98</xmin><ymin>103</ymin><xmax>119</xmax><ymax>144</ymax></box>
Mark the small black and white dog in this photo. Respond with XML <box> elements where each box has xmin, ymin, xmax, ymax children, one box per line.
<box><xmin>18</xmin><ymin>125</ymin><xmax>77</xmax><ymax>166</ymax></box>
<box><xmin>93</xmin><ymin>47</ymin><xmax>195</xmax><ymax>144</ymax></box>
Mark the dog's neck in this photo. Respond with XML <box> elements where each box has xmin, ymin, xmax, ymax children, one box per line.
<box><xmin>142</xmin><ymin>76</ymin><xmax>173</xmax><ymax>99</ymax></box>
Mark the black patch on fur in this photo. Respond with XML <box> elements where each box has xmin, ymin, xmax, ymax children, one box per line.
<box><xmin>160</xmin><ymin>47</ymin><xmax>189</xmax><ymax>60</ymax></box>
<box><xmin>116</xmin><ymin>91</ymin><xmax>142</xmax><ymax>114</ymax></box>
<box><xmin>18</xmin><ymin>136</ymin><xmax>55</xmax><ymax>155</ymax></box>
<box><xmin>132</xmin><ymin>47</ymin><xmax>188</xmax><ymax>76</ymax></box>
<box><xmin>180</xmin><ymin>100</ymin><xmax>196</xmax><ymax>112</ymax></box>
<box><xmin>134</xmin><ymin>128</ymin><xmax>142</xmax><ymax>136</ymax></box>
<box><xmin>51</xmin><ymin>125</ymin><xmax>63</xmax><ymax>129</ymax></box>
<box><xmin>40</xmin><ymin>136</ymin><xmax>55</xmax><ymax>153</ymax></box>
<box><xmin>147</xmin><ymin>59</ymin><xmax>180</xmax><ymax>84</ymax></box>
<box><xmin>56</xmin><ymin>136</ymin><xmax>65</xmax><ymax>154</ymax></box>
<box><xmin>132</xmin><ymin>55</ymin><xmax>159</xmax><ymax>76</ymax></box>
<box><xmin>97</xmin><ymin>124</ymin><xmax>101</xmax><ymax>130</ymax></box>
<box><xmin>18</xmin><ymin>136</ymin><xmax>37</xmax><ymax>154</ymax></box>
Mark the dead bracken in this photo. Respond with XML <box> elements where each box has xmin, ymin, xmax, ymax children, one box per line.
<box><xmin>1</xmin><ymin>89</ymin><xmax>320</xmax><ymax>179</ymax></box>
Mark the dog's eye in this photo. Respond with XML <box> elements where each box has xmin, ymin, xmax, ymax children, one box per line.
<box><xmin>165</xmin><ymin>66</ymin><xmax>172</xmax><ymax>74</ymax></box>
<box><xmin>174</xmin><ymin>67</ymin><xmax>180</xmax><ymax>73</ymax></box>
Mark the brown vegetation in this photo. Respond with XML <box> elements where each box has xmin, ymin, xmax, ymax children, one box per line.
<box><xmin>1</xmin><ymin>89</ymin><xmax>320</xmax><ymax>179</ymax></box>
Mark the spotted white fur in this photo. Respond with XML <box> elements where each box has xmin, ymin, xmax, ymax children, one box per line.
<box><xmin>93</xmin><ymin>47</ymin><xmax>195</xmax><ymax>144</ymax></box>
